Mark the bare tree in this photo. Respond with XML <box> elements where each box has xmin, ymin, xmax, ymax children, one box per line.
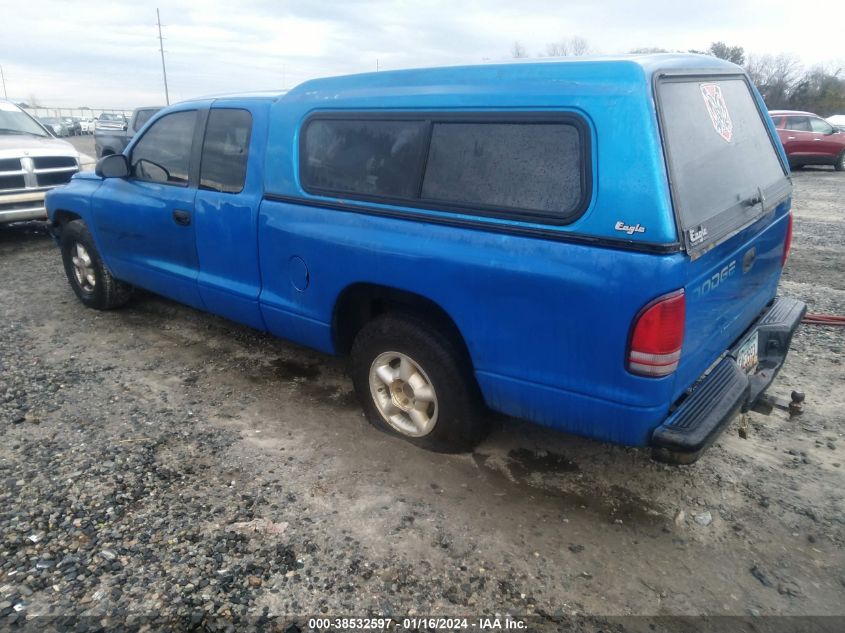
<box><xmin>511</xmin><ymin>41</ymin><xmax>527</xmax><ymax>59</ymax></box>
<box><xmin>629</xmin><ymin>47</ymin><xmax>669</xmax><ymax>54</ymax></box>
<box><xmin>545</xmin><ymin>36</ymin><xmax>590</xmax><ymax>57</ymax></box>
<box><xmin>546</xmin><ymin>41</ymin><xmax>567</xmax><ymax>57</ymax></box>
<box><xmin>788</xmin><ymin>64</ymin><xmax>845</xmax><ymax>116</ymax></box>
<box><xmin>744</xmin><ymin>53</ymin><xmax>802</xmax><ymax>109</ymax></box>
<box><xmin>569</xmin><ymin>36</ymin><xmax>590</xmax><ymax>56</ymax></box>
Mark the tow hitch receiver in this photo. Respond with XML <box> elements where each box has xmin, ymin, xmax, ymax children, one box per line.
<box><xmin>752</xmin><ymin>390</ymin><xmax>805</xmax><ymax>417</ymax></box>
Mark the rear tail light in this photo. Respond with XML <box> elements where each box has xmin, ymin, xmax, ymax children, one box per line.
<box><xmin>628</xmin><ymin>290</ymin><xmax>686</xmax><ymax>377</ymax></box>
<box><xmin>781</xmin><ymin>212</ymin><xmax>793</xmax><ymax>267</ymax></box>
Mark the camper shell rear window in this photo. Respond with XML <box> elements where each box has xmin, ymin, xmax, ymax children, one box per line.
<box><xmin>299</xmin><ymin>112</ymin><xmax>591</xmax><ymax>225</ymax></box>
<box><xmin>656</xmin><ymin>74</ymin><xmax>790</xmax><ymax>252</ymax></box>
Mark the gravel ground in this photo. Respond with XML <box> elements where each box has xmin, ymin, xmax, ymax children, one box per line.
<box><xmin>0</xmin><ymin>167</ymin><xmax>843</xmax><ymax>631</ymax></box>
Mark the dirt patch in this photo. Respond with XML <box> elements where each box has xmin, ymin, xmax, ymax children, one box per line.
<box><xmin>0</xmin><ymin>169</ymin><xmax>843</xmax><ymax>628</ymax></box>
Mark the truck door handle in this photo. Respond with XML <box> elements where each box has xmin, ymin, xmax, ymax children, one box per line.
<box><xmin>786</xmin><ymin>136</ymin><xmax>796</xmax><ymax>140</ymax></box>
<box><xmin>172</xmin><ymin>210</ymin><xmax>191</xmax><ymax>226</ymax></box>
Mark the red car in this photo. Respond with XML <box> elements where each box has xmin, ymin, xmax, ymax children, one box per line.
<box><xmin>769</xmin><ymin>110</ymin><xmax>845</xmax><ymax>171</ymax></box>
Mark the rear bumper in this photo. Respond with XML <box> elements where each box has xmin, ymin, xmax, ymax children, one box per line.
<box><xmin>651</xmin><ymin>296</ymin><xmax>806</xmax><ymax>464</ymax></box>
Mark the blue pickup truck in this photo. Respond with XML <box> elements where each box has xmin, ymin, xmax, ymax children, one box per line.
<box><xmin>45</xmin><ymin>54</ymin><xmax>805</xmax><ymax>463</ymax></box>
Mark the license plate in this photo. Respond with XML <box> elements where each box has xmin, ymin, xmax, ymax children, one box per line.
<box><xmin>736</xmin><ymin>331</ymin><xmax>759</xmax><ymax>374</ymax></box>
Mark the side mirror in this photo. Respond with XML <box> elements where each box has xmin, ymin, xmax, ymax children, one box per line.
<box><xmin>96</xmin><ymin>154</ymin><xmax>130</xmax><ymax>178</ymax></box>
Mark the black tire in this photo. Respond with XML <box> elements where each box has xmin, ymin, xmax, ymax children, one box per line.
<box><xmin>60</xmin><ymin>220</ymin><xmax>132</xmax><ymax>310</ymax></box>
<box><xmin>835</xmin><ymin>151</ymin><xmax>845</xmax><ymax>172</ymax></box>
<box><xmin>350</xmin><ymin>312</ymin><xmax>487</xmax><ymax>452</ymax></box>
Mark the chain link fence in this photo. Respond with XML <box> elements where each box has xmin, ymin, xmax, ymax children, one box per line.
<box><xmin>24</xmin><ymin>107</ymin><xmax>133</xmax><ymax>119</ymax></box>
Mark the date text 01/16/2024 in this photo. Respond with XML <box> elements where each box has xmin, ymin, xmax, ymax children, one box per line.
<box><xmin>307</xmin><ymin>617</ymin><xmax>527</xmax><ymax>630</ymax></box>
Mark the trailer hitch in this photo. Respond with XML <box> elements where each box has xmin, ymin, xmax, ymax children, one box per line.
<box><xmin>751</xmin><ymin>390</ymin><xmax>805</xmax><ymax>417</ymax></box>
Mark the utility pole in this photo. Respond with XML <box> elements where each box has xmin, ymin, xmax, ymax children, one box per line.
<box><xmin>156</xmin><ymin>8</ymin><xmax>170</xmax><ymax>105</ymax></box>
<box><xmin>376</xmin><ymin>58</ymin><xmax>379</xmax><ymax>72</ymax></box>
<box><xmin>0</xmin><ymin>65</ymin><xmax>7</xmax><ymax>100</ymax></box>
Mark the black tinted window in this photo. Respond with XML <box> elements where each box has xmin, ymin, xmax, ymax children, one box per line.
<box><xmin>200</xmin><ymin>109</ymin><xmax>252</xmax><ymax>193</ymax></box>
<box><xmin>133</xmin><ymin>109</ymin><xmax>158</xmax><ymax>131</ymax></box>
<box><xmin>421</xmin><ymin>122</ymin><xmax>583</xmax><ymax>216</ymax></box>
<box><xmin>131</xmin><ymin>111</ymin><xmax>196</xmax><ymax>186</ymax></box>
<box><xmin>302</xmin><ymin>119</ymin><xmax>427</xmax><ymax>198</ymax></box>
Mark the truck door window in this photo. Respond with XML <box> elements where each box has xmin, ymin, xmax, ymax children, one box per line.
<box><xmin>130</xmin><ymin>111</ymin><xmax>197</xmax><ymax>186</ymax></box>
<box><xmin>199</xmin><ymin>109</ymin><xmax>253</xmax><ymax>194</ymax></box>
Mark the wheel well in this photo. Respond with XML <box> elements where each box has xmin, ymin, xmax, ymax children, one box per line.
<box><xmin>333</xmin><ymin>284</ymin><xmax>473</xmax><ymax>363</ymax></box>
<box><xmin>52</xmin><ymin>209</ymin><xmax>82</xmax><ymax>228</ymax></box>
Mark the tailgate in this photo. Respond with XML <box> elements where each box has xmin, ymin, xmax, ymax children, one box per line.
<box><xmin>655</xmin><ymin>72</ymin><xmax>792</xmax><ymax>398</ymax></box>
<box><xmin>675</xmin><ymin>209</ymin><xmax>790</xmax><ymax>398</ymax></box>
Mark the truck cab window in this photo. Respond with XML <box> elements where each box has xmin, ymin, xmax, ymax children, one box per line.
<box><xmin>199</xmin><ymin>109</ymin><xmax>253</xmax><ymax>194</ymax></box>
<box><xmin>130</xmin><ymin>111</ymin><xmax>197</xmax><ymax>186</ymax></box>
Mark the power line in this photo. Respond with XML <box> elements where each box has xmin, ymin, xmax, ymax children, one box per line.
<box><xmin>157</xmin><ymin>8</ymin><xmax>170</xmax><ymax>105</ymax></box>
<box><xmin>0</xmin><ymin>65</ymin><xmax>7</xmax><ymax>100</ymax></box>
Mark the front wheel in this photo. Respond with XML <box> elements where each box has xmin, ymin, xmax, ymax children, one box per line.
<box><xmin>835</xmin><ymin>151</ymin><xmax>845</xmax><ymax>172</ymax></box>
<box><xmin>60</xmin><ymin>220</ymin><xmax>132</xmax><ymax>310</ymax></box>
<box><xmin>351</xmin><ymin>312</ymin><xmax>487</xmax><ymax>452</ymax></box>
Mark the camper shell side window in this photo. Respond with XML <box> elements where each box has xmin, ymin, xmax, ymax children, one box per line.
<box><xmin>299</xmin><ymin>112</ymin><xmax>592</xmax><ymax>226</ymax></box>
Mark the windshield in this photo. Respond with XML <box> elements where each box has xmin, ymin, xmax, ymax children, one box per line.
<box><xmin>658</xmin><ymin>76</ymin><xmax>790</xmax><ymax>250</ymax></box>
<box><xmin>0</xmin><ymin>103</ymin><xmax>49</xmax><ymax>137</ymax></box>
<box><xmin>99</xmin><ymin>113</ymin><xmax>124</xmax><ymax>122</ymax></box>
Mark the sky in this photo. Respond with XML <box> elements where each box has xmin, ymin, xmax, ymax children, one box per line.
<box><xmin>1</xmin><ymin>0</ymin><xmax>843</xmax><ymax>108</ymax></box>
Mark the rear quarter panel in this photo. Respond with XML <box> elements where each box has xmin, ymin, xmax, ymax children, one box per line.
<box><xmin>258</xmin><ymin>199</ymin><xmax>689</xmax><ymax>445</ymax></box>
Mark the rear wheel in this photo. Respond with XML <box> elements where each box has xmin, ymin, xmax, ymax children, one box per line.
<box><xmin>351</xmin><ymin>312</ymin><xmax>487</xmax><ymax>452</ymax></box>
<box><xmin>60</xmin><ymin>220</ymin><xmax>132</xmax><ymax>310</ymax></box>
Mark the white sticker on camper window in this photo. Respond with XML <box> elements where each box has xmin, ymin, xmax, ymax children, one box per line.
<box><xmin>700</xmin><ymin>83</ymin><xmax>733</xmax><ymax>142</ymax></box>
